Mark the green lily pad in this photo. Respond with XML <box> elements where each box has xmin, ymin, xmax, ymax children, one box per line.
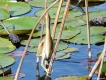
<box><xmin>64</xmin><ymin>34</ymin><xmax>104</xmax><ymax>44</ymax></box>
<box><xmin>64</xmin><ymin>17</ymin><xmax>86</xmax><ymax>27</ymax></box>
<box><xmin>28</xmin><ymin>0</ymin><xmax>66</xmax><ymax>8</ymax></box>
<box><xmin>63</xmin><ymin>27</ymin><xmax>106</xmax><ymax>44</ymax></box>
<box><xmin>57</xmin><ymin>41</ymin><xmax>68</xmax><ymax>51</ymax></box>
<box><xmin>35</xmin><ymin>7</ymin><xmax>65</xmax><ymax>19</ymax></box>
<box><xmin>0</xmin><ymin>77</ymin><xmax>13</xmax><ymax>80</ymax></box>
<box><xmin>28</xmin><ymin>0</ymin><xmax>55</xmax><ymax>7</ymax></box>
<box><xmin>60</xmin><ymin>47</ymin><xmax>78</xmax><ymax>53</ymax></box>
<box><xmin>0</xmin><ymin>17</ymin><xmax>38</xmax><ymax>35</ymax></box>
<box><xmin>0</xmin><ymin>37</ymin><xmax>16</xmax><ymax>54</ymax></box>
<box><xmin>55</xmin><ymin>52</ymin><xmax>71</xmax><ymax>60</ymax></box>
<box><xmin>0</xmin><ymin>1</ymin><xmax>31</xmax><ymax>16</ymax></box>
<box><xmin>77</xmin><ymin>76</ymin><xmax>88</xmax><ymax>80</ymax></box>
<box><xmin>55</xmin><ymin>27</ymin><xmax>80</xmax><ymax>39</ymax></box>
<box><xmin>0</xmin><ymin>54</ymin><xmax>15</xmax><ymax>68</ymax></box>
<box><xmin>0</xmin><ymin>8</ymin><xmax>10</xmax><ymax>20</ymax></box>
<box><xmin>56</xmin><ymin>75</ymin><xmax>88</xmax><ymax>80</ymax></box>
<box><xmin>21</xmin><ymin>39</ymin><xmax>40</xmax><ymax>46</ymax></box>
<box><xmin>83</xmin><ymin>10</ymin><xmax>106</xmax><ymax>21</ymax></box>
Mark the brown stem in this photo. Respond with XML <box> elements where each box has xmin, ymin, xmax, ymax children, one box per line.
<box><xmin>47</xmin><ymin>0</ymin><xmax>71</xmax><ymax>76</ymax></box>
<box><xmin>51</xmin><ymin>0</ymin><xmax>63</xmax><ymax>39</ymax></box>
<box><xmin>85</xmin><ymin>0</ymin><xmax>92</xmax><ymax>59</ymax></box>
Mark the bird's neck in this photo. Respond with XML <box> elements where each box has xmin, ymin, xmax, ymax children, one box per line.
<box><xmin>46</xmin><ymin>13</ymin><xmax>51</xmax><ymax>35</ymax></box>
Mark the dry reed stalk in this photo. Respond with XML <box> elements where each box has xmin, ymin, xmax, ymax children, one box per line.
<box><xmin>97</xmin><ymin>36</ymin><xmax>106</xmax><ymax>80</ymax></box>
<box><xmin>87</xmin><ymin>36</ymin><xmax>106</xmax><ymax>79</ymax></box>
<box><xmin>51</xmin><ymin>0</ymin><xmax>63</xmax><ymax>39</ymax></box>
<box><xmin>47</xmin><ymin>0</ymin><xmax>71</xmax><ymax>76</ymax></box>
<box><xmin>85</xmin><ymin>0</ymin><xmax>92</xmax><ymax>59</ymax></box>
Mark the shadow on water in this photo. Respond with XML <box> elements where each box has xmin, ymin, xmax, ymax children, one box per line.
<box><xmin>7</xmin><ymin>2</ymin><xmax>106</xmax><ymax>80</ymax></box>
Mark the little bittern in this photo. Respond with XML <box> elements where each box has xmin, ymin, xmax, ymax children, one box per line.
<box><xmin>36</xmin><ymin>13</ymin><xmax>53</xmax><ymax>74</ymax></box>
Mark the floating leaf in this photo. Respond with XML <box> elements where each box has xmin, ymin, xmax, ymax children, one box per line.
<box><xmin>55</xmin><ymin>52</ymin><xmax>71</xmax><ymax>60</ymax></box>
<box><xmin>63</xmin><ymin>27</ymin><xmax>106</xmax><ymax>44</ymax></box>
<box><xmin>55</xmin><ymin>27</ymin><xmax>80</xmax><ymax>39</ymax></box>
<box><xmin>35</xmin><ymin>7</ymin><xmax>65</xmax><ymax>19</ymax></box>
<box><xmin>64</xmin><ymin>17</ymin><xmax>86</xmax><ymax>27</ymax></box>
<box><xmin>0</xmin><ymin>17</ymin><xmax>38</xmax><ymax>35</ymax></box>
<box><xmin>0</xmin><ymin>8</ymin><xmax>10</xmax><ymax>20</ymax></box>
<box><xmin>57</xmin><ymin>41</ymin><xmax>68</xmax><ymax>51</ymax></box>
<box><xmin>77</xmin><ymin>76</ymin><xmax>88</xmax><ymax>80</ymax></box>
<box><xmin>0</xmin><ymin>1</ymin><xmax>31</xmax><ymax>16</ymax></box>
<box><xmin>56</xmin><ymin>75</ymin><xmax>88</xmax><ymax>80</ymax></box>
<box><xmin>0</xmin><ymin>77</ymin><xmax>13</xmax><ymax>80</ymax></box>
<box><xmin>0</xmin><ymin>54</ymin><xmax>15</xmax><ymax>68</ymax></box>
<box><xmin>83</xmin><ymin>10</ymin><xmax>106</xmax><ymax>21</ymax></box>
<box><xmin>60</xmin><ymin>47</ymin><xmax>78</xmax><ymax>53</ymax></box>
<box><xmin>28</xmin><ymin>0</ymin><xmax>54</xmax><ymax>7</ymax></box>
<box><xmin>0</xmin><ymin>37</ymin><xmax>16</xmax><ymax>53</ymax></box>
<box><xmin>28</xmin><ymin>0</ymin><xmax>66</xmax><ymax>8</ymax></box>
<box><xmin>21</xmin><ymin>39</ymin><xmax>39</xmax><ymax>47</ymax></box>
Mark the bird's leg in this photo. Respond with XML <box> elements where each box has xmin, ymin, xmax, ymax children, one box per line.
<box><xmin>41</xmin><ymin>57</ymin><xmax>49</xmax><ymax>74</ymax></box>
<box><xmin>36</xmin><ymin>56</ymin><xmax>40</xmax><ymax>76</ymax></box>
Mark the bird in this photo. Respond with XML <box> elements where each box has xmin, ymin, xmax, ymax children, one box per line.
<box><xmin>36</xmin><ymin>12</ymin><xmax>53</xmax><ymax>74</ymax></box>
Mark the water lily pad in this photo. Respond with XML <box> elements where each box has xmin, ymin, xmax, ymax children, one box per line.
<box><xmin>60</xmin><ymin>47</ymin><xmax>78</xmax><ymax>53</ymax></box>
<box><xmin>55</xmin><ymin>27</ymin><xmax>80</xmax><ymax>39</ymax></box>
<box><xmin>35</xmin><ymin>7</ymin><xmax>65</xmax><ymax>19</ymax></box>
<box><xmin>28</xmin><ymin>0</ymin><xmax>54</xmax><ymax>7</ymax></box>
<box><xmin>0</xmin><ymin>8</ymin><xmax>10</xmax><ymax>20</ymax></box>
<box><xmin>21</xmin><ymin>39</ymin><xmax>40</xmax><ymax>47</ymax></box>
<box><xmin>0</xmin><ymin>37</ymin><xmax>16</xmax><ymax>54</ymax></box>
<box><xmin>0</xmin><ymin>17</ymin><xmax>38</xmax><ymax>35</ymax></box>
<box><xmin>0</xmin><ymin>77</ymin><xmax>13</xmax><ymax>80</ymax></box>
<box><xmin>55</xmin><ymin>52</ymin><xmax>71</xmax><ymax>60</ymax></box>
<box><xmin>0</xmin><ymin>1</ymin><xmax>31</xmax><ymax>16</ymax></box>
<box><xmin>64</xmin><ymin>17</ymin><xmax>86</xmax><ymax>27</ymax></box>
<box><xmin>56</xmin><ymin>75</ymin><xmax>88</xmax><ymax>80</ymax></box>
<box><xmin>0</xmin><ymin>54</ymin><xmax>15</xmax><ymax>68</ymax></box>
<box><xmin>28</xmin><ymin>0</ymin><xmax>66</xmax><ymax>8</ymax></box>
<box><xmin>83</xmin><ymin>10</ymin><xmax>106</xmax><ymax>21</ymax></box>
<box><xmin>63</xmin><ymin>27</ymin><xmax>106</xmax><ymax>44</ymax></box>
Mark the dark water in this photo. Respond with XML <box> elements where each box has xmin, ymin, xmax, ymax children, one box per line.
<box><xmin>8</xmin><ymin>2</ymin><xmax>106</xmax><ymax>80</ymax></box>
